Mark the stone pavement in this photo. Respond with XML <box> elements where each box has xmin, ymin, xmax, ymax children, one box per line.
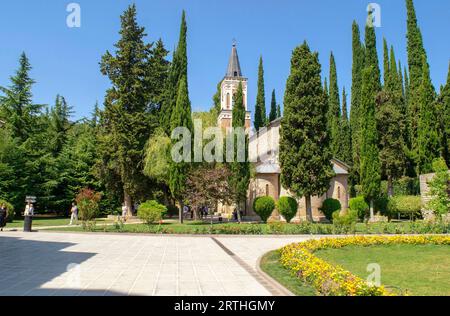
<box><xmin>0</xmin><ymin>231</ymin><xmax>318</xmax><ymax>296</ymax></box>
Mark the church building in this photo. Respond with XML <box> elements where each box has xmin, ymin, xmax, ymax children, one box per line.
<box><xmin>217</xmin><ymin>43</ymin><xmax>350</xmax><ymax>222</ymax></box>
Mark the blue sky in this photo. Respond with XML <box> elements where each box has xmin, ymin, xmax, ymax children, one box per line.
<box><xmin>0</xmin><ymin>0</ymin><xmax>449</xmax><ymax>119</ymax></box>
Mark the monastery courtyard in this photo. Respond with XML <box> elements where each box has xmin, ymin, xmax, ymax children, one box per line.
<box><xmin>0</xmin><ymin>231</ymin><xmax>320</xmax><ymax>296</ymax></box>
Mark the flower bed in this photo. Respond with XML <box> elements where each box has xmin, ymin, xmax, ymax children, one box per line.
<box><xmin>279</xmin><ymin>236</ymin><xmax>450</xmax><ymax>296</ymax></box>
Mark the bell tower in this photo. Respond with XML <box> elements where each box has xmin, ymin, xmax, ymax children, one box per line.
<box><xmin>218</xmin><ymin>41</ymin><xmax>251</xmax><ymax>130</ymax></box>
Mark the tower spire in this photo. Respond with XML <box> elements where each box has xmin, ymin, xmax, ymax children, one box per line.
<box><xmin>226</xmin><ymin>41</ymin><xmax>243</xmax><ymax>78</ymax></box>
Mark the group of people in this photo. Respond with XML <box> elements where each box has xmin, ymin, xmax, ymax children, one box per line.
<box><xmin>0</xmin><ymin>203</ymin><xmax>9</xmax><ymax>231</ymax></box>
<box><xmin>182</xmin><ymin>205</ymin><xmax>210</xmax><ymax>220</ymax></box>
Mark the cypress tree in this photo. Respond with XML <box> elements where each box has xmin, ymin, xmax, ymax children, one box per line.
<box><xmin>340</xmin><ymin>88</ymin><xmax>352</xmax><ymax>164</ymax></box>
<box><xmin>360</xmin><ymin>65</ymin><xmax>381</xmax><ymax>220</ymax></box>
<box><xmin>436</xmin><ymin>63</ymin><xmax>450</xmax><ymax>166</ymax></box>
<box><xmin>328</xmin><ymin>52</ymin><xmax>342</xmax><ymax>159</ymax></box>
<box><xmin>406</xmin><ymin>0</ymin><xmax>428</xmax><ymax>155</ymax></box>
<box><xmin>350</xmin><ymin>21</ymin><xmax>365</xmax><ymax>186</ymax></box>
<box><xmin>254</xmin><ymin>56</ymin><xmax>266</xmax><ymax>130</ymax></box>
<box><xmin>383</xmin><ymin>38</ymin><xmax>390</xmax><ymax>86</ymax></box>
<box><xmin>161</xmin><ymin>11</ymin><xmax>188</xmax><ymax>134</ymax></box>
<box><xmin>169</xmin><ymin>76</ymin><xmax>193</xmax><ymax>223</ymax></box>
<box><xmin>276</xmin><ymin>104</ymin><xmax>281</xmax><ymax>118</ymax></box>
<box><xmin>365</xmin><ymin>13</ymin><xmax>381</xmax><ymax>92</ymax></box>
<box><xmin>229</xmin><ymin>82</ymin><xmax>250</xmax><ymax>220</ymax></box>
<box><xmin>269</xmin><ymin>89</ymin><xmax>277</xmax><ymax>123</ymax></box>
<box><xmin>416</xmin><ymin>57</ymin><xmax>440</xmax><ymax>174</ymax></box>
<box><xmin>279</xmin><ymin>42</ymin><xmax>334</xmax><ymax>222</ymax></box>
<box><xmin>376</xmin><ymin>46</ymin><xmax>407</xmax><ymax>196</ymax></box>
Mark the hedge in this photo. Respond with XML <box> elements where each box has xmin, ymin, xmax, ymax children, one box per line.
<box><xmin>387</xmin><ymin>195</ymin><xmax>422</xmax><ymax>219</ymax></box>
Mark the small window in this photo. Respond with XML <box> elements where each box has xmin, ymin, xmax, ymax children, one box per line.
<box><xmin>266</xmin><ymin>184</ymin><xmax>270</xmax><ymax>197</ymax></box>
<box><xmin>226</xmin><ymin>93</ymin><xmax>230</xmax><ymax>109</ymax></box>
<box><xmin>234</xmin><ymin>71</ymin><xmax>238</xmax><ymax>77</ymax></box>
<box><xmin>338</xmin><ymin>186</ymin><xmax>341</xmax><ymax>199</ymax></box>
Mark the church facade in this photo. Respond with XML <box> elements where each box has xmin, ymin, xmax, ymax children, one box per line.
<box><xmin>217</xmin><ymin>43</ymin><xmax>350</xmax><ymax>222</ymax></box>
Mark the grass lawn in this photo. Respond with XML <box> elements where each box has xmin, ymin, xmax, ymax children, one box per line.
<box><xmin>260</xmin><ymin>251</ymin><xmax>316</xmax><ymax>296</ymax></box>
<box><xmin>315</xmin><ymin>244</ymin><xmax>450</xmax><ymax>296</ymax></box>
<box><xmin>6</xmin><ymin>217</ymin><xmax>111</xmax><ymax>228</ymax></box>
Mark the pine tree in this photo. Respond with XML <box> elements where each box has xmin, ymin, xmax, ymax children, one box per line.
<box><xmin>376</xmin><ymin>45</ymin><xmax>407</xmax><ymax>196</ymax></box>
<box><xmin>406</xmin><ymin>0</ymin><xmax>428</xmax><ymax>156</ymax></box>
<box><xmin>279</xmin><ymin>42</ymin><xmax>334</xmax><ymax>222</ymax></box>
<box><xmin>416</xmin><ymin>57</ymin><xmax>440</xmax><ymax>174</ymax></box>
<box><xmin>229</xmin><ymin>82</ymin><xmax>250</xmax><ymax>219</ymax></box>
<box><xmin>340</xmin><ymin>88</ymin><xmax>352</xmax><ymax>164</ymax></box>
<box><xmin>147</xmin><ymin>38</ymin><xmax>170</xmax><ymax>108</ymax></box>
<box><xmin>49</xmin><ymin>95</ymin><xmax>73</xmax><ymax>156</ymax></box>
<box><xmin>0</xmin><ymin>53</ymin><xmax>42</xmax><ymax>142</ymax></box>
<box><xmin>350</xmin><ymin>21</ymin><xmax>365</xmax><ymax>186</ymax></box>
<box><xmin>169</xmin><ymin>76</ymin><xmax>193</xmax><ymax>223</ymax></box>
<box><xmin>328</xmin><ymin>52</ymin><xmax>342</xmax><ymax>159</ymax></box>
<box><xmin>360</xmin><ymin>65</ymin><xmax>381</xmax><ymax>220</ymax></box>
<box><xmin>254</xmin><ymin>56</ymin><xmax>266</xmax><ymax>130</ymax></box>
<box><xmin>98</xmin><ymin>4</ymin><xmax>155</xmax><ymax>215</ymax></box>
<box><xmin>269</xmin><ymin>89</ymin><xmax>277</xmax><ymax>123</ymax></box>
<box><xmin>161</xmin><ymin>11</ymin><xmax>188</xmax><ymax>134</ymax></box>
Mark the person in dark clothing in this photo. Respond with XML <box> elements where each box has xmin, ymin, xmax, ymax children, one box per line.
<box><xmin>0</xmin><ymin>204</ymin><xmax>8</xmax><ymax>231</ymax></box>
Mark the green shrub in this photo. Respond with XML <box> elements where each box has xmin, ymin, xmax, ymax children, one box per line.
<box><xmin>320</xmin><ymin>198</ymin><xmax>341</xmax><ymax>221</ymax></box>
<box><xmin>332</xmin><ymin>209</ymin><xmax>358</xmax><ymax>230</ymax></box>
<box><xmin>394</xmin><ymin>177</ymin><xmax>420</xmax><ymax>196</ymax></box>
<box><xmin>0</xmin><ymin>199</ymin><xmax>15</xmax><ymax>222</ymax></box>
<box><xmin>253</xmin><ymin>196</ymin><xmax>275</xmax><ymax>223</ymax></box>
<box><xmin>388</xmin><ymin>195</ymin><xmax>422</xmax><ymax>219</ymax></box>
<box><xmin>374</xmin><ymin>194</ymin><xmax>389</xmax><ymax>216</ymax></box>
<box><xmin>138</xmin><ymin>200</ymin><xmax>167</xmax><ymax>224</ymax></box>
<box><xmin>349</xmin><ymin>196</ymin><xmax>369</xmax><ymax>220</ymax></box>
<box><xmin>277</xmin><ymin>196</ymin><xmax>298</xmax><ymax>223</ymax></box>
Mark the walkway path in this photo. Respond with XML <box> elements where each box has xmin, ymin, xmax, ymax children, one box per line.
<box><xmin>0</xmin><ymin>231</ymin><xmax>319</xmax><ymax>296</ymax></box>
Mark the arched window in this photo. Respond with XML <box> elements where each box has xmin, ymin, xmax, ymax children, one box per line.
<box><xmin>226</xmin><ymin>93</ymin><xmax>230</xmax><ymax>109</ymax></box>
<box><xmin>266</xmin><ymin>184</ymin><xmax>270</xmax><ymax>197</ymax></box>
<box><xmin>338</xmin><ymin>186</ymin><xmax>341</xmax><ymax>199</ymax></box>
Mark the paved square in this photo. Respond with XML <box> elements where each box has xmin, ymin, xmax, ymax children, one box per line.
<box><xmin>0</xmin><ymin>232</ymin><xmax>313</xmax><ymax>296</ymax></box>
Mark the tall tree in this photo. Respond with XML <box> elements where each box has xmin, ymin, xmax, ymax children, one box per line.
<box><xmin>360</xmin><ymin>65</ymin><xmax>381</xmax><ymax>220</ymax></box>
<box><xmin>147</xmin><ymin>38</ymin><xmax>170</xmax><ymax>108</ymax></box>
<box><xmin>376</xmin><ymin>45</ymin><xmax>407</xmax><ymax>196</ymax></box>
<box><xmin>98</xmin><ymin>4</ymin><xmax>155</xmax><ymax>216</ymax></box>
<box><xmin>276</xmin><ymin>104</ymin><xmax>282</xmax><ymax>118</ymax></box>
<box><xmin>383</xmin><ymin>38</ymin><xmax>390</xmax><ymax>86</ymax></box>
<box><xmin>436</xmin><ymin>63</ymin><xmax>450</xmax><ymax>166</ymax></box>
<box><xmin>279</xmin><ymin>42</ymin><xmax>334</xmax><ymax>222</ymax></box>
<box><xmin>160</xmin><ymin>11</ymin><xmax>187</xmax><ymax>134</ymax></box>
<box><xmin>49</xmin><ymin>95</ymin><xmax>73</xmax><ymax>156</ymax></box>
<box><xmin>339</xmin><ymin>88</ymin><xmax>352</xmax><ymax>164</ymax></box>
<box><xmin>416</xmin><ymin>57</ymin><xmax>440</xmax><ymax>174</ymax></box>
<box><xmin>169</xmin><ymin>76</ymin><xmax>193</xmax><ymax>223</ymax></box>
<box><xmin>269</xmin><ymin>89</ymin><xmax>277</xmax><ymax>123</ymax></box>
<box><xmin>229</xmin><ymin>82</ymin><xmax>250</xmax><ymax>221</ymax></box>
<box><xmin>350</xmin><ymin>21</ymin><xmax>365</xmax><ymax>186</ymax></box>
<box><xmin>254</xmin><ymin>56</ymin><xmax>266</xmax><ymax>130</ymax></box>
<box><xmin>406</xmin><ymin>0</ymin><xmax>428</xmax><ymax>158</ymax></box>
<box><xmin>0</xmin><ymin>53</ymin><xmax>42</xmax><ymax>142</ymax></box>
<box><xmin>364</xmin><ymin>14</ymin><xmax>381</xmax><ymax>92</ymax></box>
<box><xmin>328</xmin><ymin>52</ymin><xmax>342</xmax><ymax>159</ymax></box>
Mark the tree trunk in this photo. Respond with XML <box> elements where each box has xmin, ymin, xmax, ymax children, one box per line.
<box><xmin>124</xmin><ymin>191</ymin><xmax>133</xmax><ymax>217</ymax></box>
<box><xmin>179</xmin><ymin>199</ymin><xmax>184</xmax><ymax>224</ymax></box>
<box><xmin>369</xmin><ymin>199</ymin><xmax>375</xmax><ymax>221</ymax></box>
<box><xmin>387</xmin><ymin>175</ymin><xmax>394</xmax><ymax>198</ymax></box>
<box><xmin>305</xmin><ymin>195</ymin><xmax>313</xmax><ymax>222</ymax></box>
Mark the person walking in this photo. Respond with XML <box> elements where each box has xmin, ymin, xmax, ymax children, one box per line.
<box><xmin>69</xmin><ymin>202</ymin><xmax>78</xmax><ymax>226</ymax></box>
<box><xmin>121</xmin><ymin>203</ymin><xmax>128</xmax><ymax>222</ymax></box>
<box><xmin>0</xmin><ymin>204</ymin><xmax>8</xmax><ymax>232</ymax></box>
